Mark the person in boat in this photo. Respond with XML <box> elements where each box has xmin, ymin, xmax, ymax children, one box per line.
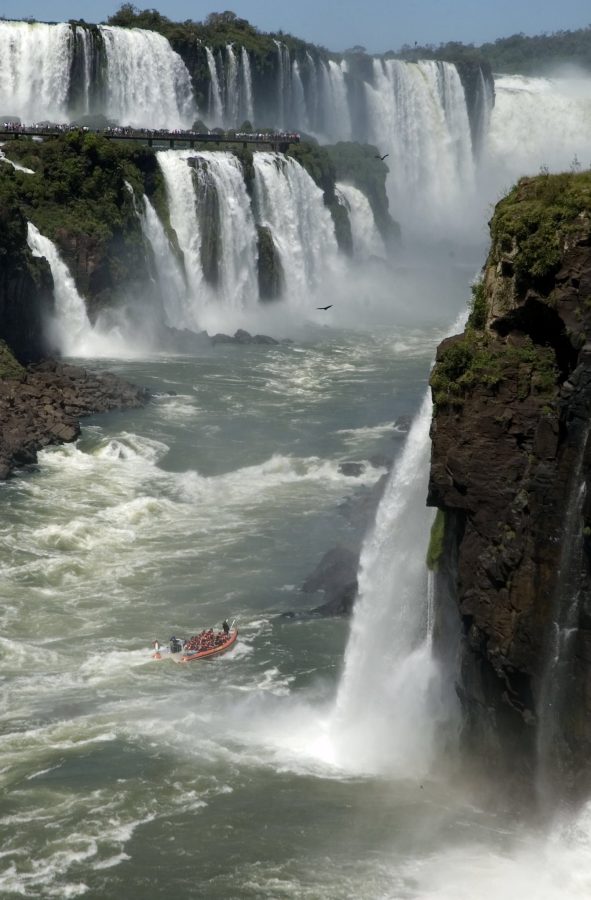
<box><xmin>222</xmin><ymin>619</ymin><xmax>230</xmax><ymax>636</ymax></box>
<box><xmin>152</xmin><ymin>639</ymin><xmax>162</xmax><ymax>659</ymax></box>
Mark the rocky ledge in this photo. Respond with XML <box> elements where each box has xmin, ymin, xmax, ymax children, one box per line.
<box><xmin>427</xmin><ymin>171</ymin><xmax>591</xmax><ymax>796</ymax></box>
<box><xmin>0</xmin><ymin>354</ymin><xmax>149</xmax><ymax>479</ymax></box>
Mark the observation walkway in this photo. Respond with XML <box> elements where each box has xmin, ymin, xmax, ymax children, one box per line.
<box><xmin>0</xmin><ymin>125</ymin><xmax>300</xmax><ymax>152</ymax></box>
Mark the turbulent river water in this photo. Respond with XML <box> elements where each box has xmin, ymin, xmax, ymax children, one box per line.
<box><xmin>4</xmin><ymin>287</ymin><xmax>591</xmax><ymax>898</ymax></box>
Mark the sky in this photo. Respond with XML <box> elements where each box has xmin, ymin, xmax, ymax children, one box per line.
<box><xmin>1</xmin><ymin>0</ymin><xmax>590</xmax><ymax>54</ymax></box>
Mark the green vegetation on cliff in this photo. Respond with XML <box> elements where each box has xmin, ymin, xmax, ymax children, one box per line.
<box><xmin>430</xmin><ymin>171</ymin><xmax>591</xmax><ymax>410</ymax></box>
<box><xmin>325</xmin><ymin>142</ymin><xmax>400</xmax><ymax>245</ymax></box>
<box><xmin>491</xmin><ymin>172</ymin><xmax>591</xmax><ymax>296</ymax></box>
<box><xmin>1</xmin><ymin>132</ymin><xmax>169</xmax><ymax>314</ymax></box>
<box><xmin>398</xmin><ymin>26</ymin><xmax>591</xmax><ymax>74</ymax></box>
<box><xmin>426</xmin><ymin>509</ymin><xmax>446</xmax><ymax>570</ymax></box>
<box><xmin>0</xmin><ymin>340</ymin><xmax>26</xmax><ymax>379</ymax></box>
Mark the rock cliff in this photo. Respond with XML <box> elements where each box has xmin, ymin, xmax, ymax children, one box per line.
<box><xmin>428</xmin><ymin>171</ymin><xmax>591</xmax><ymax>797</ymax></box>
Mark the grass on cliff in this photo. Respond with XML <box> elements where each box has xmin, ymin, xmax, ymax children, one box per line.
<box><xmin>491</xmin><ymin>171</ymin><xmax>591</xmax><ymax>295</ymax></box>
<box><xmin>430</xmin><ymin>330</ymin><xmax>558</xmax><ymax>409</ymax></box>
<box><xmin>0</xmin><ymin>340</ymin><xmax>25</xmax><ymax>379</ymax></box>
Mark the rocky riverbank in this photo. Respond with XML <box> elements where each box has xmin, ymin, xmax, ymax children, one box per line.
<box><xmin>0</xmin><ymin>356</ymin><xmax>149</xmax><ymax>479</ymax></box>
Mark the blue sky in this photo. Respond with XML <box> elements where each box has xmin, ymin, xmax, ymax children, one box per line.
<box><xmin>2</xmin><ymin>0</ymin><xmax>590</xmax><ymax>53</ymax></box>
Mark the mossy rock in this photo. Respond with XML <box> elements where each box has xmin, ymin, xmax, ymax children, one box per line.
<box><xmin>257</xmin><ymin>225</ymin><xmax>283</xmax><ymax>301</ymax></box>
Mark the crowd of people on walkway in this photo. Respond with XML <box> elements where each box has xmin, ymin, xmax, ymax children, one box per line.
<box><xmin>0</xmin><ymin>120</ymin><xmax>300</xmax><ymax>144</ymax></box>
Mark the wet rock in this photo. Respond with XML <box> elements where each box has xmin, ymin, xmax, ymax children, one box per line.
<box><xmin>211</xmin><ymin>329</ymin><xmax>279</xmax><ymax>346</ymax></box>
<box><xmin>302</xmin><ymin>546</ymin><xmax>359</xmax><ymax>617</ymax></box>
<box><xmin>394</xmin><ymin>414</ymin><xmax>412</xmax><ymax>432</ymax></box>
<box><xmin>0</xmin><ymin>359</ymin><xmax>149</xmax><ymax>479</ymax></box>
<box><xmin>338</xmin><ymin>461</ymin><xmax>365</xmax><ymax>477</ymax></box>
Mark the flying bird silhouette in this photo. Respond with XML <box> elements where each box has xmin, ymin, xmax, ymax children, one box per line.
<box><xmin>375</xmin><ymin>153</ymin><xmax>389</xmax><ymax>161</ymax></box>
<box><xmin>317</xmin><ymin>304</ymin><xmax>333</xmax><ymax>311</ymax></box>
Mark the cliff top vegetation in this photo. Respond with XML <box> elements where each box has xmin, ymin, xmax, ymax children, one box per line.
<box><xmin>398</xmin><ymin>27</ymin><xmax>591</xmax><ymax>74</ymax></box>
<box><xmin>106</xmin><ymin>4</ymin><xmax>330</xmax><ymax>57</ymax></box>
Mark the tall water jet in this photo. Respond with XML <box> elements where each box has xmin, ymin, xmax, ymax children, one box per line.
<box><xmin>26</xmin><ymin>222</ymin><xmax>94</xmax><ymax>356</ymax></box>
<box><xmin>98</xmin><ymin>25</ymin><xmax>195</xmax><ymax>128</ymax></box>
<box><xmin>332</xmin><ymin>393</ymin><xmax>446</xmax><ymax>775</ymax></box>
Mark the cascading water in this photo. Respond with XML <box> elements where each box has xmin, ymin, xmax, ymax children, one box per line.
<box><xmin>274</xmin><ymin>40</ymin><xmax>292</xmax><ymax>129</ymax></box>
<box><xmin>536</xmin><ymin>428</ymin><xmax>591</xmax><ymax>802</ymax></box>
<box><xmin>486</xmin><ymin>74</ymin><xmax>591</xmax><ymax>184</ymax></box>
<box><xmin>140</xmin><ymin>197</ymin><xmax>189</xmax><ymax>331</ymax></box>
<box><xmin>225</xmin><ymin>44</ymin><xmax>240</xmax><ymax>126</ymax></box>
<box><xmin>365</xmin><ymin>59</ymin><xmax>475</xmax><ymax>236</ymax></box>
<box><xmin>240</xmin><ymin>46</ymin><xmax>254</xmax><ymax>124</ymax></box>
<box><xmin>332</xmin><ymin>392</ymin><xmax>446</xmax><ymax>774</ymax></box>
<box><xmin>336</xmin><ymin>182</ymin><xmax>385</xmax><ymax>259</ymax></box>
<box><xmin>157</xmin><ymin>150</ymin><xmax>258</xmax><ymax>331</ymax></box>
<box><xmin>206</xmin><ymin>47</ymin><xmax>224</xmax><ymax>127</ymax></box>
<box><xmin>97</xmin><ymin>26</ymin><xmax>195</xmax><ymax>129</ymax></box>
<box><xmin>318</xmin><ymin>60</ymin><xmax>352</xmax><ymax>142</ymax></box>
<box><xmin>0</xmin><ymin>21</ymin><xmax>72</xmax><ymax>122</ymax></box>
<box><xmin>26</xmin><ymin>222</ymin><xmax>94</xmax><ymax>356</ymax></box>
<box><xmin>253</xmin><ymin>152</ymin><xmax>341</xmax><ymax>301</ymax></box>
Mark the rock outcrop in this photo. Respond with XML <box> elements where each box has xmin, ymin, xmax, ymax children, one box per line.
<box><xmin>0</xmin><ymin>357</ymin><xmax>149</xmax><ymax>479</ymax></box>
<box><xmin>428</xmin><ymin>171</ymin><xmax>591</xmax><ymax>797</ymax></box>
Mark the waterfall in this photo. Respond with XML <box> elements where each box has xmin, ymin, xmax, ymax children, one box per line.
<box><xmin>291</xmin><ymin>61</ymin><xmax>309</xmax><ymax>133</ymax></box>
<box><xmin>336</xmin><ymin>182</ymin><xmax>384</xmax><ymax>259</ymax></box>
<box><xmin>253</xmin><ymin>152</ymin><xmax>340</xmax><ymax>300</ymax></box>
<box><xmin>98</xmin><ymin>26</ymin><xmax>194</xmax><ymax>128</ymax></box>
<box><xmin>0</xmin><ymin>21</ymin><xmax>72</xmax><ymax>122</ymax></box>
<box><xmin>332</xmin><ymin>393</ymin><xmax>443</xmax><ymax>774</ymax></box>
<box><xmin>157</xmin><ymin>150</ymin><xmax>258</xmax><ymax>330</ymax></box>
<box><xmin>240</xmin><ymin>47</ymin><xmax>254</xmax><ymax>124</ymax></box>
<box><xmin>140</xmin><ymin>197</ymin><xmax>189</xmax><ymax>330</ymax></box>
<box><xmin>365</xmin><ymin>59</ymin><xmax>475</xmax><ymax>236</ymax></box>
<box><xmin>537</xmin><ymin>429</ymin><xmax>591</xmax><ymax>801</ymax></box>
<box><xmin>305</xmin><ymin>52</ymin><xmax>320</xmax><ymax>133</ymax></box>
<box><xmin>225</xmin><ymin>44</ymin><xmax>239</xmax><ymax>126</ymax></box>
<box><xmin>206</xmin><ymin>47</ymin><xmax>224</xmax><ymax>127</ymax></box>
<box><xmin>26</xmin><ymin>222</ymin><xmax>94</xmax><ymax>356</ymax></box>
<box><xmin>486</xmin><ymin>74</ymin><xmax>591</xmax><ymax>183</ymax></box>
<box><xmin>318</xmin><ymin>60</ymin><xmax>352</xmax><ymax>142</ymax></box>
<box><xmin>274</xmin><ymin>41</ymin><xmax>292</xmax><ymax>128</ymax></box>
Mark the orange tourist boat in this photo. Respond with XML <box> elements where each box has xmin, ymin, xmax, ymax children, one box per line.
<box><xmin>179</xmin><ymin>628</ymin><xmax>238</xmax><ymax>662</ymax></box>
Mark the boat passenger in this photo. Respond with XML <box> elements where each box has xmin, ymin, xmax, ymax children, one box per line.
<box><xmin>222</xmin><ymin>620</ymin><xmax>230</xmax><ymax>636</ymax></box>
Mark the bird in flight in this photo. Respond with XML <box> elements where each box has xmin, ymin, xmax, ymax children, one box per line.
<box><xmin>375</xmin><ymin>153</ymin><xmax>389</xmax><ymax>161</ymax></box>
<box><xmin>317</xmin><ymin>304</ymin><xmax>333</xmax><ymax>310</ymax></box>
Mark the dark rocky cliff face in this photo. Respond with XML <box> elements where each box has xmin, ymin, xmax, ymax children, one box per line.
<box><xmin>0</xmin><ymin>200</ymin><xmax>54</xmax><ymax>363</ymax></box>
<box><xmin>428</xmin><ymin>172</ymin><xmax>591</xmax><ymax>798</ymax></box>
